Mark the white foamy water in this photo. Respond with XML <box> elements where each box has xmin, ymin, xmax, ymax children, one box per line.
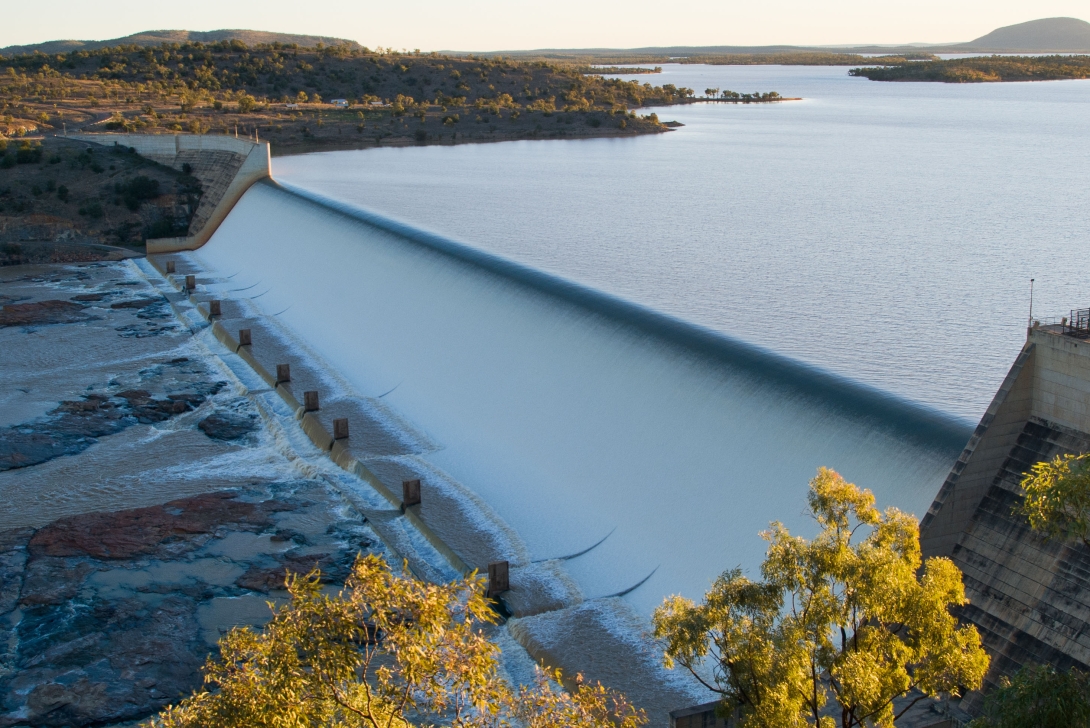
<box><xmin>195</xmin><ymin>182</ymin><xmax>965</xmax><ymax>615</ymax></box>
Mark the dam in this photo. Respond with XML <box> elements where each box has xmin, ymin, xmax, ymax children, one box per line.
<box><xmin>6</xmin><ymin>132</ymin><xmax>1016</xmax><ymax>724</ymax></box>
<box><xmin>173</xmin><ymin>177</ymin><xmax>970</xmax><ymax>620</ymax></box>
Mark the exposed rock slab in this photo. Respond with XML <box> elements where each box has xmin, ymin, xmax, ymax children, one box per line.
<box><xmin>0</xmin><ymin>484</ymin><xmax>377</xmax><ymax>728</ymax></box>
<box><xmin>0</xmin><ymin>300</ymin><xmax>89</xmax><ymax>327</ymax></box>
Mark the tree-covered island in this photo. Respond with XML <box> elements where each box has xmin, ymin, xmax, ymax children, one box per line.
<box><xmin>850</xmin><ymin>54</ymin><xmax>1090</xmax><ymax>82</ymax></box>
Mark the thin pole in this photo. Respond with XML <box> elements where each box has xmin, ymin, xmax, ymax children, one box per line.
<box><xmin>1029</xmin><ymin>278</ymin><xmax>1035</xmax><ymax>326</ymax></box>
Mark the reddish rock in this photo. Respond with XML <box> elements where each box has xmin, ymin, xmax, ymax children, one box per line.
<box><xmin>0</xmin><ymin>300</ymin><xmax>89</xmax><ymax>327</ymax></box>
<box><xmin>109</xmin><ymin>297</ymin><xmax>165</xmax><ymax>309</ymax></box>
<box><xmin>236</xmin><ymin>552</ymin><xmax>335</xmax><ymax>592</ymax></box>
<box><xmin>0</xmin><ymin>528</ymin><xmax>32</xmax><ymax>614</ymax></box>
<box><xmin>19</xmin><ymin>558</ymin><xmax>95</xmax><ymax>606</ymax></box>
<box><xmin>28</xmin><ymin>492</ymin><xmax>294</xmax><ymax>560</ymax></box>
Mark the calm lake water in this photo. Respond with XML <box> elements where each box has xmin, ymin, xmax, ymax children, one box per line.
<box><xmin>276</xmin><ymin>64</ymin><xmax>1090</xmax><ymax>422</ymax></box>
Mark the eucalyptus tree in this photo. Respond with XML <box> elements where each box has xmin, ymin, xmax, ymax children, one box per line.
<box><xmin>654</xmin><ymin>468</ymin><xmax>989</xmax><ymax>728</ymax></box>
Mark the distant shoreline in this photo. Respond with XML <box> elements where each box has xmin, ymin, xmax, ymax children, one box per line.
<box><xmin>850</xmin><ymin>54</ymin><xmax>1090</xmax><ymax>82</ymax></box>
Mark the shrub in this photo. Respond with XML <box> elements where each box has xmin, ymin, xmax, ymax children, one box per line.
<box><xmin>968</xmin><ymin>664</ymin><xmax>1090</xmax><ymax>728</ymax></box>
<box><xmin>144</xmin><ymin>216</ymin><xmax>183</xmax><ymax>240</ymax></box>
<box><xmin>116</xmin><ymin>176</ymin><xmax>160</xmax><ymax>210</ymax></box>
<box><xmin>16</xmin><ymin>143</ymin><xmax>42</xmax><ymax>164</ymax></box>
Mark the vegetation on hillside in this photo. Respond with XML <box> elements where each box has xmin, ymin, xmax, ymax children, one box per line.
<box><xmin>146</xmin><ymin>554</ymin><xmax>645</xmax><ymax>728</ymax></box>
<box><xmin>849</xmin><ymin>55</ymin><xmax>1090</xmax><ymax>82</ymax></box>
<box><xmin>968</xmin><ymin>664</ymin><xmax>1090</xmax><ymax>728</ymax></box>
<box><xmin>653</xmin><ymin>467</ymin><xmax>989</xmax><ymax>728</ymax></box>
<box><xmin>0</xmin><ymin>40</ymin><xmax>707</xmax><ymax>150</ymax></box>
<box><xmin>0</xmin><ymin>137</ymin><xmax>199</xmax><ymax>252</ymax></box>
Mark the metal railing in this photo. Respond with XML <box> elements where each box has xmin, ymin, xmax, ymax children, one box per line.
<box><xmin>1063</xmin><ymin>308</ymin><xmax>1090</xmax><ymax>339</ymax></box>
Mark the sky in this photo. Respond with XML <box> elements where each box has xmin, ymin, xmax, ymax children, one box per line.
<box><xmin>2</xmin><ymin>1</ymin><xmax>1088</xmax><ymax>51</ymax></box>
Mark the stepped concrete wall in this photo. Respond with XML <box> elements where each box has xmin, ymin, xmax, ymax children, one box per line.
<box><xmin>66</xmin><ymin>133</ymin><xmax>270</xmax><ymax>253</ymax></box>
<box><xmin>920</xmin><ymin>325</ymin><xmax>1090</xmax><ymax>711</ymax></box>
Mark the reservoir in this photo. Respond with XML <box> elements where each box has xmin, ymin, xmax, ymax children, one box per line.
<box><xmin>195</xmin><ymin>64</ymin><xmax>1090</xmax><ymax>616</ymax></box>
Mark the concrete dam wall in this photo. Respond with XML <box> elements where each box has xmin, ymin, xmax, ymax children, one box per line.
<box><xmin>921</xmin><ymin>324</ymin><xmax>1090</xmax><ymax>707</ymax></box>
<box><xmin>184</xmin><ymin>179</ymin><xmax>970</xmax><ymax>620</ymax></box>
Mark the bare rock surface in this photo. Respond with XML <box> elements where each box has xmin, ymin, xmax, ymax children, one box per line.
<box><xmin>0</xmin><ymin>300</ymin><xmax>90</xmax><ymax>327</ymax></box>
<box><xmin>0</xmin><ymin>483</ymin><xmax>377</xmax><ymax>728</ymax></box>
<box><xmin>0</xmin><ymin>358</ymin><xmax>226</xmax><ymax>471</ymax></box>
<box><xmin>197</xmin><ymin>410</ymin><xmax>259</xmax><ymax>441</ymax></box>
<box><xmin>0</xmin><ymin>260</ymin><xmax>384</xmax><ymax>726</ymax></box>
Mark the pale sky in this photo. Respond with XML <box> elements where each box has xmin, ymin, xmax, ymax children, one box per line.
<box><xmin>3</xmin><ymin>1</ymin><xmax>1087</xmax><ymax>51</ymax></box>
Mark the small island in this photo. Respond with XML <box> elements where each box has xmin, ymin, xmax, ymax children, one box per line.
<box><xmin>850</xmin><ymin>54</ymin><xmax>1090</xmax><ymax>82</ymax></box>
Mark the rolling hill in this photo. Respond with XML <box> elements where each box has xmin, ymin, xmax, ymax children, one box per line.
<box><xmin>0</xmin><ymin>29</ymin><xmax>360</xmax><ymax>56</ymax></box>
<box><xmin>961</xmin><ymin>17</ymin><xmax>1090</xmax><ymax>51</ymax></box>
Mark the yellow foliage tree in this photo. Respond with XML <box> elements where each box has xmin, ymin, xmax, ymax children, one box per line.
<box><xmin>653</xmin><ymin>468</ymin><xmax>989</xmax><ymax>728</ymax></box>
<box><xmin>145</xmin><ymin>554</ymin><xmax>645</xmax><ymax>728</ymax></box>
<box><xmin>1019</xmin><ymin>452</ymin><xmax>1090</xmax><ymax>548</ymax></box>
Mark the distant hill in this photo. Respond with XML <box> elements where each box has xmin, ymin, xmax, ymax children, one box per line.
<box><xmin>467</xmin><ymin>16</ymin><xmax>1090</xmax><ymax>60</ymax></box>
<box><xmin>960</xmin><ymin>17</ymin><xmax>1090</xmax><ymax>51</ymax></box>
<box><xmin>0</xmin><ymin>29</ymin><xmax>361</xmax><ymax>56</ymax></box>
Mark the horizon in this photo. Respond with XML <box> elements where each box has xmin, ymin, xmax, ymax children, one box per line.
<box><xmin>3</xmin><ymin>2</ymin><xmax>1088</xmax><ymax>52</ymax></box>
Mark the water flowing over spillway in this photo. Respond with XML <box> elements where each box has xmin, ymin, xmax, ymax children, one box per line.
<box><xmin>196</xmin><ymin>181</ymin><xmax>970</xmax><ymax>615</ymax></box>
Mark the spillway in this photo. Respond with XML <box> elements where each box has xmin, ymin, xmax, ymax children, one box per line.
<box><xmin>194</xmin><ymin>180</ymin><xmax>970</xmax><ymax>616</ymax></box>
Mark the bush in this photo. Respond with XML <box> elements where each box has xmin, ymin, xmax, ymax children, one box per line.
<box><xmin>78</xmin><ymin>202</ymin><xmax>104</xmax><ymax>218</ymax></box>
<box><xmin>116</xmin><ymin>176</ymin><xmax>160</xmax><ymax>210</ymax></box>
<box><xmin>0</xmin><ymin>155</ymin><xmax>13</xmax><ymax>169</ymax></box>
<box><xmin>145</xmin><ymin>216</ymin><xmax>184</xmax><ymax>240</ymax></box>
<box><xmin>16</xmin><ymin>143</ymin><xmax>42</xmax><ymax>164</ymax></box>
<box><xmin>57</xmin><ymin>185</ymin><xmax>68</xmax><ymax>202</ymax></box>
<box><xmin>969</xmin><ymin>664</ymin><xmax>1090</xmax><ymax>728</ymax></box>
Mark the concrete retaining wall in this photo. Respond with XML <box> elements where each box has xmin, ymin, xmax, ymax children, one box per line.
<box><xmin>920</xmin><ymin>325</ymin><xmax>1090</xmax><ymax>710</ymax></box>
<box><xmin>66</xmin><ymin>133</ymin><xmax>270</xmax><ymax>253</ymax></box>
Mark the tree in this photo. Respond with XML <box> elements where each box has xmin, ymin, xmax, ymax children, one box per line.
<box><xmin>654</xmin><ymin>468</ymin><xmax>989</xmax><ymax>728</ymax></box>
<box><xmin>237</xmin><ymin>94</ymin><xmax>257</xmax><ymax>113</ymax></box>
<box><xmin>968</xmin><ymin>664</ymin><xmax>1090</xmax><ymax>728</ymax></box>
<box><xmin>146</xmin><ymin>554</ymin><xmax>645</xmax><ymax>728</ymax></box>
<box><xmin>705</xmin><ymin>88</ymin><xmax>720</xmax><ymax>98</ymax></box>
<box><xmin>1018</xmin><ymin>453</ymin><xmax>1090</xmax><ymax>547</ymax></box>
